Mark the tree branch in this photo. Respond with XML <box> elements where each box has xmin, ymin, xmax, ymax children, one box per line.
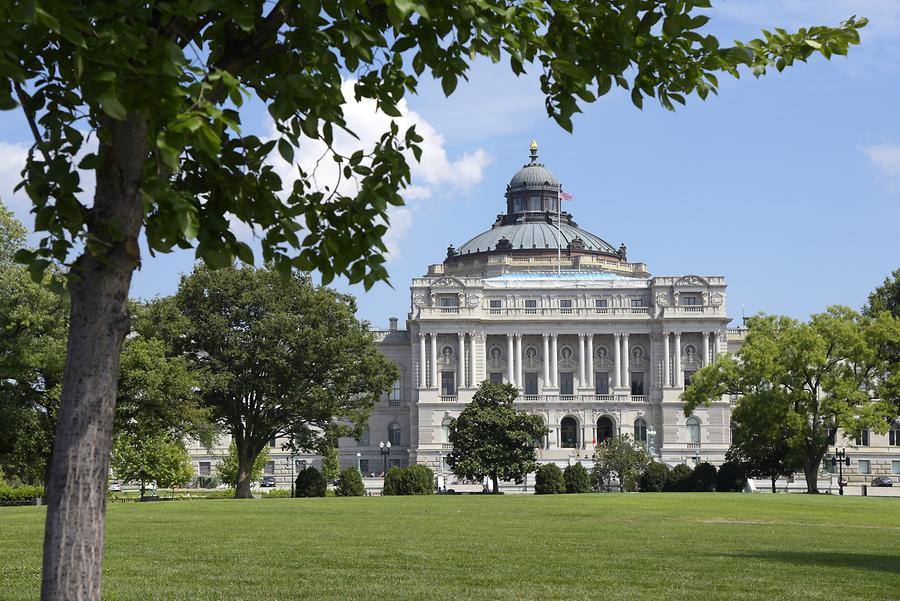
<box><xmin>14</xmin><ymin>81</ymin><xmax>51</xmax><ymax>164</ymax></box>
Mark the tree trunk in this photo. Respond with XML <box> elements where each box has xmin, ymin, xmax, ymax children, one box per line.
<box><xmin>771</xmin><ymin>477</ymin><xmax>776</xmax><ymax>494</ymax></box>
<box><xmin>803</xmin><ymin>461</ymin><xmax>820</xmax><ymax>494</ymax></box>
<box><xmin>491</xmin><ymin>474</ymin><xmax>499</xmax><ymax>494</ymax></box>
<box><xmin>41</xmin><ymin>115</ymin><xmax>147</xmax><ymax>601</ymax></box>
<box><xmin>235</xmin><ymin>441</ymin><xmax>258</xmax><ymax>499</ymax></box>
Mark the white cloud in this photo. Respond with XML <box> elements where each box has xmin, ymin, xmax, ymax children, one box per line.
<box><xmin>861</xmin><ymin>143</ymin><xmax>900</xmax><ymax>190</ymax></box>
<box><xmin>715</xmin><ymin>0</ymin><xmax>900</xmax><ymax>38</ymax></box>
<box><xmin>0</xmin><ymin>141</ymin><xmax>31</xmax><ymax>223</ymax></box>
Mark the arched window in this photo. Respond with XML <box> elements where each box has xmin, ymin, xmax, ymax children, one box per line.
<box><xmin>634</xmin><ymin>418</ymin><xmax>647</xmax><ymax>445</ymax></box>
<box><xmin>686</xmin><ymin>417</ymin><xmax>700</xmax><ymax>443</ymax></box>
<box><xmin>597</xmin><ymin>416</ymin><xmax>615</xmax><ymax>444</ymax></box>
<box><xmin>560</xmin><ymin>417</ymin><xmax>578</xmax><ymax>448</ymax></box>
<box><xmin>388</xmin><ymin>423</ymin><xmax>401</xmax><ymax>447</ymax></box>
<box><xmin>440</xmin><ymin>418</ymin><xmax>452</xmax><ymax>444</ymax></box>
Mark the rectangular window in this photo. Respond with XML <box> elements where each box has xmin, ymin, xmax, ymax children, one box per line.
<box><xmin>269</xmin><ymin>436</ymin><xmax>277</xmax><ymax>448</ymax></box>
<box><xmin>388</xmin><ymin>378</ymin><xmax>401</xmax><ymax>401</ymax></box>
<box><xmin>296</xmin><ymin>459</ymin><xmax>307</xmax><ymax>471</ymax></box>
<box><xmin>630</xmin><ymin>372</ymin><xmax>644</xmax><ymax>396</ymax></box>
<box><xmin>359</xmin><ymin>459</ymin><xmax>369</xmax><ymax>475</ymax></box>
<box><xmin>524</xmin><ymin>372</ymin><xmax>539</xmax><ymax>396</ymax></box>
<box><xmin>559</xmin><ymin>372</ymin><xmax>574</xmax><ymax>395</ymax></box>
<box><xmin>595</xmin><ymin>298</ymin><xmax>608</xmax><ymax>308</ymax></box>
<box><xmin>489</xmin><ymin>372</ymin><xmax>503</xmax><ymax>385</ymax></box>
<box><xmin>489</xmin><ymin>299</ymin><xmax>501</xmax><ymax>309</ymax></box>
<box><xmin>560</xmin><ymin>299</ymin><xmax>572</xmax><ymax>308</ymax></box>
<box><xmin>826</xmin><ymin>428</ymin><xmax>837</xmax><ymax>445</ymax></box>
<box><xmin>630</xmin><ymin>298</ymin><xmax>643</xmax><ymax>307</ymax></box>
<box><xmin>825</xmin><ymin>460</ymin><xmax>835</xmax><ymax>474</ymax></box>
<box><xmin>199</xmin><ymin>461</ymin><xmax>211</xmax><ymax>476</ymax></box>
<box><xmin>857</xmin><ymin>429</ymin><xmax>870</xmax><ymax>446</ymax></box>
<box><xmin>441</xmin><ymin>371</ymin><xmax>456</xmax><ymax>396</ymax></box>
<box><xmin>595</xmin><ymin>372</ymin><xmax>609</xmax><ymax>395</ymax></box>
<box><xmin>439</xmin><ymin>297</ymin><xmax>458</xmax><ymax>307</ymax></box>
<box><xmin>893</xmin><ymin>461</ymin><xmax>900</xmax><ymax>475</ymax></box>
<box><xmin>682</xmin><ymin>295</ymin><xmax>698</xmax><ymax>306</ymax></box>
<box><xmin>389</xmin><ymin>458</ymin><xmax>404</xmax><ymax>469</ymax></box>
<box><xmin>264</xmin><ymin>461</ymin><xmax>275</xmax><ymax>476</ymax></box>
<box><xmin>525</xmin><ymin>299</ymin><xmax>537</xmax><ymax>308</ymax></box>
<box><xmin>684</xmin><ymin>370</ymin><xmax>696</xmax><ymax>386</ymax></box>
<box><xmin>858</xmin><ymin>459</ymin><xmax>870</xmax><ymax>475</ymax></box>
<box><xmin>890</xmin><ymin>428</ymin><xmax>900</xmax><ymax>446</ymax></box>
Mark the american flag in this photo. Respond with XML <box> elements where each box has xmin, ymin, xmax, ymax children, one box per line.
<box><xmin>560</xmin><ymin>190</ymin><xmax>573</xmax><ymax>201</ymax></box>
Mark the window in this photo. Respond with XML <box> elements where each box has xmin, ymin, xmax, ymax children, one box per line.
<box><xmin>389</xmin><ymin>458</ymin><xmax>404</xmax><ymax>469</ymax></box>
<box><xmin>269</xmin><ymin>436</ymin><xmax>277</xmax><ymax>448</ymax></box>
<box><xmin>559</xmin><ymin>372</ymin><xmax>574</xmax><ymax>395</ymax></box>
<box><xmin>527</xmin><ymin>195</ymin><xmax>541</xmax><ymax>211</ymax></box>
<box><xmin>359</xmin><ymin>459</ymin><xmax>369</xmax><ymax>475</ymax></box>
<box><xmin>512</xmin><ymin>198</ymin><xmax>525</xmax><ymax>213</ymax></box>
<box><xmin>560</xmin><ymin>299</ymin><xmax>572</xmax><ymax>308</ymax></box>
<box><xmin>890</xmin><ymin>427</ymin><xmax>900</xmax><ymax>446</ymax></box>
<box><xmin>441</xmin><ymin>371</ymin><xmax>456</xmax><ymax>396</ymax></box>
<box><xmin>857</xmin><ymin>428</ymin><xmax>870</xmax><ymax>446</ymax></box>
<box><xmin>893</xmin><ymin>461</ymin><xmax>900</xmax><ymax>475</ymax></box>
<box><xmin>597</xmin><ymin>416</ymin><xmax>614</xmax><ymax>443</ymax></box>
<box><xmin>634</xmin><ymin>418</ymin><xmax>647</xmax><ymax>444</ymax></box>
<box><xmin>630</xmin><ymin>298</ymin><xmax>643</xmax><ymax>307</ymax></box>
<box><xmin>682</xmin><ymin>295</ymin><xmax>698</xmax><ymax>306</ymax></box>
<box><xmin>686</xmin><ymin>417</ymin><xmax>700</xmax><ymax>443</ymax></box>
<box><xmin>524</xmin><ymin>372</ymin><xmax>539</xmax><ymax>396</ymax></box>
<box><xmin>439</xmin><ymin>296</ymin><xmax>458</xmax><ymax>307</ymax></box>
<box><xmin>388</xmin><ymin>423</ymin><xmax>401</xmax><ymax>446</ymax></box>
<box><xmin>826</xmin><ymin>427</ymin><xmax>837</xmax><ymax>445</ymax></box>
<box><xmin>630</xmin><ymin>372</ymin><xmax>644</xmax><ymax>396</ymax></box>
<box><xmin>524</xmin><ymin>299</ymin><xmax>537</xmax><ymax>313</ymax></box>
<box><xmin>199</xmin><ymin>461</ymin><xmax>211</xmax><ymax>476</ymax></box>
<box><xmin>595</xmin><ymin>372</ymin><xmax>609</xmax><ymax>395</ymax></box>
<box><xmin>560</xmin><ymin>417</ymin><xmax>578</xmax><ymax>448</ymax></box>
<box><xmin>264</xmin><ymin>461</ymin><xmax>275</xmax><ymax>476</ymax></box>
<box><xmin>359</xmin><ymin>427</ymin><xmax>369</xmax><ymax>447</ymax></box>
<box><xmin>489</xmin><ymin>299</ymin><xmax>501</xmax><ymax>311</ymax></box>
<box><xmin>489</xmin><ymin>372</ymin><xmax>503</xmax><ymax>384</ymax></box>
<box><xmin>825</xmin><ymin>460</ymin><xmax>835</xmax><ymax>474</ymax></box>
<box><xmin>684</xmin><ymin>370</ymin><xmax>696</xmax><ymax>386</ymax></box>
<box><xmin>858</xmin><ymin>459</ymin><xmax>870</xmax><ymax>475</ymax></box>
<box><xmin>595</xmin><ymin>298</ymin><xmax>608</xmax><ymax>309</ymax></box>
<box><xmin>440</xmin><ymin>418</ymin><xmax>452</xmax><ymax>444</ymax></box>
<box><xmin>388</xmin><ymin>378</ymin><xmax>401</xmax><ymax>401</ymax></box>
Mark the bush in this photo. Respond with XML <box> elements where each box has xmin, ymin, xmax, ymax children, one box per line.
<box><xmin>336</xmin><ymin>467</ymin><xmax>366</xmax><ymax>497</ymax></box>
<box><xmin>200</xmin><ymin>488</ymin><xmax>236</xmax><ymax>499</ymax></box>
<box><xmin>534</xmin><ymin>463</ymin><xmax>565</xmax><ymax>494</ymax></box>
<box><xmin>397</xmin><ymin>464</ymin><xmax>434</xmax><ymax>495</ymax></box>
<box><xmin>295</xmin><ymin>466</ymin><xmax>327</xmax><ymax>497</ymax></box>
<box><xmin>667</xmin><ymin>464</ymin><xmax>694</xmax><ymax>492</ymax></box>
<box><xmin>563</xmin><ymin>463</ymin><xmax>591</xmax><ymax>493</ymax></box>
<box><xmin>716</xmin><ymin>460</ymin><xmax>747</xmax><ymax>492</ymax></box>
<box><xmin>194</xmin><ymin>475</ymin><xmax>221</xmax><ymax>489</ymax></box>
<box><xmin>263</xmin><ymin>488</ymin><xmax>292</xmax><ymax>498</ymax></box>
<box><xmin>691</xmin><ymin>462</ymin><xmax>717</xmax><ymax>492</ymax></box>
<box><xmin>0</xmin><ymin>484</ymin><xmax>45</xmax><ymax>503</ymax></box>
<box><xmin>639</xmin><ymin>462</ymin><xmax>670</xmax><ymax>492</ymax></box>
<box><xmin>382</xmin><ymin>466</ymin><xmax>402</xmax><ymax>496</ymax></box>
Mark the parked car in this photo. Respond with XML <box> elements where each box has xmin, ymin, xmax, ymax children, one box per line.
<box><xmin>108</xmin><ymin>482</ymin><xmax>121</xmax><ymax>492</ymax></box>
<box><xmin>261</xmin><ymin>476</ymin><xmax>276</xmax><ymax>488</ymax></box>
<box><xmin>872</xmin><ymin>476</ymin><xmax>893</xmax><ymax>487</ymax></box>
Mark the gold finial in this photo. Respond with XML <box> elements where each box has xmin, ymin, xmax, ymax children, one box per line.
<box><xmin>530</xmin><ymin>139</ymin><xmax>538</xmax><ymax>151</ymax></box>
<box><xmin>529</xmin><ymin>139</ymin><xmax>538</xmax><ymax>162</ymax></box>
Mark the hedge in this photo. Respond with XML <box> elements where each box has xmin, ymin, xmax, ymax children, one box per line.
<box><xmin>336</xmin><ymin>467</ymin><xmax>366</xmax><ymax>497</ymax></box>
<box><xmin>0</xmin><ymin>484</ymin><xmax>45</xmax><ymax>503</ymax></box>
<box><xmin>563</xmin><ymin>463</ymin><xmax>591</xmax><ymax>493</ymax></box>
<box><xmin>534</xmin><ymin>463</ymin><xmax>565</xmax><ymax>494</ymax></box>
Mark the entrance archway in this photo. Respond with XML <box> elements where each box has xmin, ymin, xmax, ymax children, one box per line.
<box><xmin>561</xmin><ymin>417</ymin><xmax>578</xmax><ymax>448</ymax></box>
<box><xmin>597</xmin><ymin>416</ymin><xmax>615</xmax><ymax>444</ymax></box>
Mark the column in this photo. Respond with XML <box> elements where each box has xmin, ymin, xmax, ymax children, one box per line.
<box><xmin>515</xmin><ymin>334</ymin><xmax>524</xmax><ymax>388</ymax></box>
<box><xmin>622</xmin><ymin>333</ymin><xmax>630</xmax><ymax>392</ymax></box>
<box><xmin>430</xmin><ymin>333</ymin><xmax>438</xmax><ymax>389</ymax></box>
<box><xmin>418</xmin><ymin>333</ymin><xmax>426</xmax><ymax>389</ymax></box>
<box><xmin>709</xmin><ymin>331</ymin><xmax>717</xmax><ymax>364</ymax></box>
<box><xmin>674</xmin><ymin>332</ymin><xmax>682</xmax><ymax>387</ymax></box>
<box><xmin>587</xmin><ymin>334</ymin><xmax>594</xmax><ymax>390</ymax></box>
<box><xmin>551</xmin><ymin>334</ymin><xmax>558</xmax><ymax>388</ymax></box>
<box><xmin>577</xmin><ymin>334</ymin><xmax>585</xmax><ymax>389</ymax></box>
<box><xmin>458</xmin><ymin>332</ymin><xmax>466</xmax><ymax>389</ymax></box>
<box><xmin>542</xmin><ymin>334</ymin><xmax>550</xmax><ymax>391</ymax></box>
<box><xmin>469</xmin><ymin>332</ymin><xmax>477</xmax><ymax>388</ymax></box>
<box><xmin>663</xmin><ymin>332</ymin><xmax>670</xmax><ymax>388</ymax></box>
<box><xmin>701</xmin><ymin>331</ymin><xmax>709</xmax><ymax>368</ymax></box>
<box><xmin>507</xmin><ymin>333</ymin><xmax>515</xmax><ymax>385</ymax></box>
<box><xmin>613</xmin><ymin>333</ymin><xmax>621</xmax><ymax>389</ymax></box>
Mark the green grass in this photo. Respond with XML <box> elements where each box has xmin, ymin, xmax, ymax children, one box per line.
<box><xmin>2</xmin><ymin>494</ymin><xmax>898</xmax><ymax>600</ymax></box>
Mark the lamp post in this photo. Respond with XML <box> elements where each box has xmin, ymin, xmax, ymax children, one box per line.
<box><xmin>380</xmin><ymin>441</ymin><xmax>391</xmax><ymax>475</ymax></box>
<box><xmin>648</xmin><ymin>429</ymin><xmax>657</xmax><ymax>457</ymax></box>
<box><xmin>356</xmin><ymin>452</ymin><xmax>362</xmax><ymax>474</ymax></box>
<box><xmin>289</xmin><ymin>451</ymin><xmax>296</xmax><ymax>498</ymax></box>
<box><xmin>828</xmin><ymin>447</ymin><xmax>851</xmax><ymax>496</ymax></box>
<box><xmin>139</xmin><ymin>464</ymin><xmax>147</xmax><ymax>500</ymax></box>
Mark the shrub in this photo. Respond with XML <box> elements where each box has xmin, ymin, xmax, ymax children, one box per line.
<box><xmin>667</xmin><ymin>464</ymin><xmax>694</xmax><ymax>492</ymax></box>
<box><xmin>382</xmin><ymin>466</ymin><xmax>403</xmax><ymax>496</ymax></box>
<box><xmin>534</xmin><ymin>463</ymin><xmax>565</xmax><ymax>494</ymax></box>
<box><xmin>563</xmin><ymin>463</ymin><xmax>591</xmax><ymax>493</ymax></box>
<box><xmin>202</xmin><ymin>488</ymin><xmax>236</xmax><ymax>499</ymax></box>
<box><xmin>716</xmin><ymin>460</ymin><xmax>747</xmax><ymax>492</ymax></box>
<box><xmin>263</xmin><ymin>488</ymin><xmax>292</xmax><ymax>498</ymax></box>
<box><xmin>639</xmin><ymin>462</ymin><xmax>670</xmax><ymax>492</ymax></box>
<box><xmin>0</xmin><ymin>484</ymin><xmax>45</xmax><ymax>503</ymax></box>
<box><xmin>336</xmin><ymin>467</ymin><xmax>366</xmax><ymax>497</ymax></box>
<box><xmin>295</xmin><ymin>466</ymin><xmax>327</xmax><ymax>497</ymax></box>
<box><xmin>691</xmin><ymin>462</ymin><xmax>717</xmax><ymax>492</ymax></box>
<box><xmin>397</xmin><ymin>464</ymin><xmax>434</xmax><ymax>495</ymax></box>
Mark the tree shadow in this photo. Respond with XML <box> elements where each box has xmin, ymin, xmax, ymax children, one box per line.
<box><xmin>724</xmin><ymin>551</ymin><xmax>900</xmax><ymax>575</ymax></box>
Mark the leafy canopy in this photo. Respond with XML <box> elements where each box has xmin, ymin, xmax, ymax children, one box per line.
<box><xmin>1</xmin><ymin>1</ymin><xmax>865</xmax><ymax>286</ymax></box>
<box><xmin>216</xmin><ymin>442</ymin><xmax>270</xmax><ymax>488</ymax></box>
<box><xmin>111</xmin><ymin>430</ymin><xmax>195</xmax><ymax>489</ymax></box>
<box><xmin>592</xmin><ymin>434</ymin><xmax>651</xmax><ymax>492</ymax></box>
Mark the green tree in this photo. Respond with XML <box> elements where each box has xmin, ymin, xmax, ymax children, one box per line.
<box><xmin>715</xmin><ymin>457</ymin><xmax>748</xmax><ymax>493</ymax></box>
<box><xmin>216</xmin><ymin>442</ymin><xmax>270</xmax><ymax>488</ymax></box>
<box><xmin>728</xmin><ymin>394</ymin><xmax>802</xmax><ymax>493</ymax></box>
<box><xmin>110</xmin><ymin>430</ymin><xmax>194</xmax><ymax>495</ymax></box>
<box><xmin>690</xmin><ymin>462</ymin><xmax>717</xmax><ymax>492</ymax></box>
<box><xmin>563</xmin><ymin>463</ymin><xmax>591</xmax><ymax>494</ymax></box>
<box><xmin>638</xmin><ymin>462</ymin><xmax>670</xmax><ymax>493</ymax></box>
<box><xmin>321</xmin><ymin>446</ymin><xmax>341</xmax><ymax>484</ymax></box>
<box><xmin>173</xmin><ymin>265</ymin><xmax>396</xmax><ymax>499</ymax></box>
<box><xmin>336</xmin><ymin>467</ymin><xmax>366</xmax><ymax>497</ymax></box>
<box><xmin>667</xmin><ymin>464</ymin><xmax>694</xmax><ymax>492</ymax></box>
<box><xmin>396</xmin><ymin>464</ymin><xmax>435</xmax><ymax>495</ymax></box>
<box><xmin>683</xmin><ymin>308</ymin><xmax>900</xmax><ymax>493</ymax></box>
<box><xmin>382</xmin><ymin>466</ymin><xmax>403</xmax><ymax>496</ymax></box>
<box><xmin>592</xmin><ymin>434</ymin><xmax>651</xmax><ymax>492</ymax></box>
<box><xmin>863</xmin><ymin>269</ymin><xmax>900</xmax><ymax>414</ymax></box>
<box><xmin>448</xmin><ymin>382</ymin><xmax>547</xmax><ymax>494</ymax></box>
<box><xmin>2</xmin><ymin>2</ymin><xmax>865</xmax><ymax>595</ymax></box>
<box><xmin>534</xmin><ymin>463</ymin><xmax>565</xmax><ymax>495</ymax></box>
<box><xmin>295</xmin><ymin>466</ymin><xmax>327</xmax><ymax>498</ymax></box>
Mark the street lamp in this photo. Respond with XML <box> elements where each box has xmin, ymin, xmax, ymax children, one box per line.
<box><xmin>648</xmin><ymin>429</ymin><xmax>657</xmax><ymax>457</ymax></box>
<box><xmin>828</xmin><ymin>447</ymin><xmax>851</xmax><ymax>496</ymax></box>
<box><xmin>139</xmin><ymin>464</ymin><xmax>147</xmax><ymax>500</ymax></box>
<box><xmin>356</xmin><ymin>452</ymin><xmax>362</xmax><ymax>474</ymax></box>
<box><xmin>288</xmin><ymin>451</ymin><xmax>296</xmax><ymax>498</ymax></box>
<box><xmin>380</xmin><ymin>440</ymin><xmax>391</xmax><ymax>475</ymax></box>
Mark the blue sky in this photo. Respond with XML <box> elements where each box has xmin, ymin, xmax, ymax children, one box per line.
<box><xmin>1</xmin><ymin>1</ymin><xmax>898</xmax><ymax>328</ymax></box>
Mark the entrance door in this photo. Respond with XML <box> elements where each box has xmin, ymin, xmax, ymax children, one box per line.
<box><xmin>559</xmin><ymin>372</ymin><xmax>574</xmax><ymax>395</ymax></box>
<box><xmin>597</xmin><ymin>416</ymin><xmax>615</xmax><ymax>443</ymax></box>
<box><xmin>561</xmin><ymin>417</ymin><xmax>578</xmax><ymax>448</ymax></box>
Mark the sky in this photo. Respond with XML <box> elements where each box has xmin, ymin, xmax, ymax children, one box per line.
<box><xmin>1</xmin><ymin>1</ymin><xmax>898</xmax><ymax>329</ymax></box>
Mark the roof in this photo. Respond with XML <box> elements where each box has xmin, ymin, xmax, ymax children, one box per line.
<box><xmin>508</xmin><ymin>162</ymin><xmax>559</xmax><ymax>189</ymax></box>
<box><xmin>457</xmin><ymin>222</ymin><xmax>617</xmax><ymax>255</ymax></box>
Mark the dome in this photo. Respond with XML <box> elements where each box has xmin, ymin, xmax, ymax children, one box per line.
<box><xmin>457</xmin><ymin>222</ymin><xmax>617</xmax><ymax>255</ymax></box>
<box><xmin>508</xmin><ymin>162</ymin><xmax>559</xmax><ymax>190</ymax></box>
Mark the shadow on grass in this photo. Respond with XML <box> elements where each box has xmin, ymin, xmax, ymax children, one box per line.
<box><xmin>723</xmin><ymin>551</ymin><xmax>900</xmax><ymax>575</ymax></box>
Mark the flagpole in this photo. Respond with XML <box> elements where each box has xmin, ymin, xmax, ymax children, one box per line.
<box><xmin>556</xmin><ymin>184</ymin><xmax>561</xmax><ymax>276</ymax></box>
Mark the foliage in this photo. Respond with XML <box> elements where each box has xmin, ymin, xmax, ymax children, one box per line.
<box><xmin>863</xmin><ymin>269</ymin><xmax>900</xmax><ymax>414</ymax></box>
<box><xmin>683</xmin><ymin>309</ymin><xmax>900</xmax><ymax>493</ymax></box>
<box><xmin>563</xmin><ymin>463</ymin><xmax>591</xmax><ymax>494</ymax></box>
<box><xmin>638</xmin><ymin>462</ymin><xmax>670</xmax><ymax>493</ymax></box>
<box><xmin>448</xmin><ymin>382</ymin><xmax>547</xmax><ymax>493</ymax></box>
<box><xmin>262</xmin><ymin>488</ymin><xmax>293</xmax><ymax>498</ymax></box>
<box><xmin>396</xmin><ymin>464</ymin><xmax>435</xmax><ymax>496</ymax></box>
<box><xmin>322</xmin><ymin>446</ymin><xmax>341</xmax><ymax>483</ymax></box>
<box><xmin>716</xmin><ymin>460</ymin><xmax>747</xmax><ymax>493</ymax></box>
<box><xmin>864</xmin><ymin>268</ymin><xmax>900</xmax><ymax>318</ymax></box>
<box><xmin>667</xmin><ymin>464</ymin><xmax>694</xmax><ymax>492</ymax></box>
<box><xmin>534</xmin><ymin>464</ymin><xmax>565</xmax><ymax>495</ymax></box>
<box><xmin>295</xmin><ymin>467</ymin><xmax>327</xmax><ymax>498</ymax></box>
<box><xmin>691</xmin><ymin>462</ymin><xmax>717</xmax><ymax>492</ymax></box>
<box><xmin>336</xmin><ymin>467</ymin><xmax>366</xmax><ymax>497</ymax></box>
<box><xmin>193</xmin><ymin>475</ymin><xmax>221</xmax><ymax>490</ymax></box>
<box><xmin>216</xmin><ymin>442</ymin><xmax>270</xmax><ymax>488</ymax></box>
<box><xmin>592</xmin><ymin>434</ymin><xmax>651</xmax><ymax>492</ymax></box>
<box><xmin>169</xmin><ymin>265</ymin><xmax>396</xmax><ymax>497</ymax></box>
<box><xmin>0</xmin><ymin>484</ymin><xmax>45</xmax><ymax>503</ymax></box>
<box><xmin>382</xmin><ymin>466</ymin><xmax>402</xmax><ymax>496</ymax></box>
<box><xmin>111</xmin><ymin>430</ymin><xmax>195</xmax><ymax>489</ymax></box>
<box><xmin>728</xmin><ymin>399</ymin><xmax>801</xmax><ymax>493</ymax></box>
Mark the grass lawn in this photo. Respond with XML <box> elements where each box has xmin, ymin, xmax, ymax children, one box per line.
<box><xmin>1</xmin><ymin>494</ymin><xmax>898</xmax><ymax>600</ymax></box>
